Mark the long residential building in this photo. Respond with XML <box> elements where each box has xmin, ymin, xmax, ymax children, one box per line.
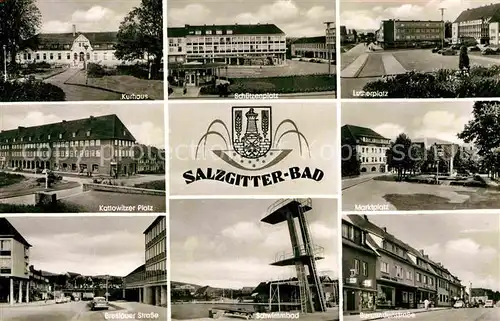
<box><xmin>167</xmin><ymin>23</ymin><xmax>287</xmax><ymax>66</ymax></box>
<box><xmin>0</xmin><ymin>218</ymin><xmax>31</xmax><ymax>305</ymax></box>
<box><xmin>342</xmin><ymin>215</ymin><xmax>465</xmax><ymax>314</ymax></box>
<box><xmin>0</xmin><ymin>115</ymin><xmax>140</xmax><ymax>177</ymax></box>
<box><xmin>341</xmin><ymin>125</ymin><xmax>390</xmax><ymax>174</ymax></box>
<box><xmin>291</xmin><ymin>26</ymin><xmax>335</xmax><ymax>60</ymax></box>
<box><xmin>123</xmin><ymin>216</ymin><xmax>167</xmax><ymax>306</ymax></box>
<box><xmin>452</xmin><ymin>3</ymin><xmax>500</xmax><ymax>45</ymax></box>
<box><xmin>376</xmin><ymin>20</ymin><xmax>444</xmax><ymax>48</ymax></box>
<box><xmin>14</xmin><ymin>25</ymin><xmax>150</xmax><ymax>67</ymax></box>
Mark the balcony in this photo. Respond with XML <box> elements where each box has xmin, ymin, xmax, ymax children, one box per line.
<box><xmin>272</xmin><ymin>244</ymin><xmax>324</xmax><ymax>266</ymax></box>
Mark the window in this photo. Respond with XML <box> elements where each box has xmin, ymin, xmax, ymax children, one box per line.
<box><xmin>47</xmin><ymin>135</ymin><xmax>50</xmax><ymax>140</ymax></box>
<box><xmin>354</xmin><ymin>259</ymin><xmax>360</xmax><ymax>275</ymax></box>
<box><xmin>362</xmin><ymin>261</ymin><xmax>368</xmax><ymax>276</ymax></box>
<box><xmin>416</xmin><ymin>272</ymin><xmax>421</xmax><ymax>282</ymax></box>
<box><xmin>342</xmin><ymin>224</ymin><xmax>349</xmax><ymax>238</ymax></box>
<box><xmin>395</xmin><ymin>265</ymin><xmax>403</xmax><ymax>278</ymax></box>
<box><xmin>67</xmin><ymin>53</ymin><xmax>70</xmax><ymax>60</ymax></box>
<box><xmin>407</xmin><ymin>271</ymin><xmax>413</xmax><ymax>280</ymax></box>
<box><xmin>206</xmin><ymin>30</ymin><xmax>212</xmax><ymax>35</ymax></box>
<box><xmin>227</xmin><ymin>30</ymin><xmax>233</xmax><ymax>34</ymax></box>
<box><xmin>58</xmin><ymin>53</ymin><xmax>61</xmax><ymax>60</ymax></box>
<box><xmin>381</xmin><ymin>262</ymin><xmax>389</xmax><ymax>273</ymax></box>
<box><xmin>86</xmin><ymin>131</ymin><xmax>91</xmax><ymax>137</ymax></box>
<box><xmin>43</xmin><ymin>53</ymin><xmax>47</xmax><ymax>60</ymax></box>
<box><xmin>94</xmin><ymin>53</ymin><xmax>98</xmax><ymax>61</ymax></box>
<box><xmin>72</xmin><ymin>132</ymin><xmax>76</xmax><ymax>138</ymax></box>
<box><xmin>50</xmin><ymin>53</ymin><xmax>53</xmax><ymax>60</ymax></box>
<box><xmin>103</xmin><ymin>53</ymin><xmax>107</xmax><ymax>60</ymax></box>
<box><xmin>423</xmin><ymin>275</ymin><xmax>428</xmax><ymax>284</ymax></box>
<box><xmin>348</xmin><ymin>225</ymin><xmax>354</xmax><ymax>240</ymax></box>
<box><xmin>59</xmin><ymin>134</ymin><xmax>62</xmax><ymax>139</ymax></box>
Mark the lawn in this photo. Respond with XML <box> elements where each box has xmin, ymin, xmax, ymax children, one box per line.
<box><xmin>0</xmin><ymin>201</ymin><xmax>83</xmax><ymax>213</ymax></box>
<box><xmin>384</xmin><ymin>188</ymin><xmax>500</xmax><ymax>210</ymax></box>
<box><xmin>0</xmin><ymin>172</ymin><xmax>25</xmax><ymax>188</ymax></box>
<box><xmin>134</xmin><ymin>180</ymin><xmax>166</xmax><ymax>191</ymax></box>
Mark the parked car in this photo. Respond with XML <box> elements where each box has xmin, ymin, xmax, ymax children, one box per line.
<box><xmin>441</xmin><ymin>48</ymin><xmax>457</xmax><ymax>55</ymax></box>
<box><xmin>90</xmin><ymin>297</ymin><xmax>109</xmax><ymax>311</ymax></box>
<box><xmin>482</xmin><ymin>47</ymin><xmax>499</xmax><ymax>55</ymax></box>
<box><xmin>55</xmin><ymin>297</ymin><xmax>64</xmax><ymax>304</ymax></box>
<box><xmin>33</xmin><ymin>168</ymin><xmax>43</xmax><ymax>174</ymax></box>
<box><xmin>431</xmin><ymin>46</ymin><xmax>442</xmax><ymax>53</ymax></box>
<box><xmin>468</xmin><ymin>45</ymin><xmax>480</xmax><ymax>52</ymax></box>
<box><xmin>453</xmin><ymin>300</ymin><xmax>465</xmax><ymax>308</ymax></box>
<box><xmin>484</xmin><ymin>300</ymin><xmax>494</xmax><ymax>308</ymax></box>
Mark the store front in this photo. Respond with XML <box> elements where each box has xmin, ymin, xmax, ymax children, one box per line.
<box><xmin>344</xmin><ymin>285</ymin><xmax>377</xmax><ymax>313</ymax></box>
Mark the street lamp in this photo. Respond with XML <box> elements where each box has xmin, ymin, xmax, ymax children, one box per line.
<box><xmin>2</xmin><ymin>45</ymin><xmax>7</xmax><ymax>82</ymax></box>
<box><xmin>439</xmin><ymin>8</ymin><xmax>445</xmax><ymax>49</ymax></box>
<box><xmin>83</xmin><ymin>44</ymin><xmax>89</xmax><ymax>85</ymax></box>
<box><xmin>105</xmin><ymin>275</ymin><xmax>109</xmax><ymax>302</ymax></box>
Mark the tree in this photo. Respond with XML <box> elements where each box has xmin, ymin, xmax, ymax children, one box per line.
<box><xmin>0</xmin><ymin>0</ymin><xmax>41</xmax><ymax>65</ymax></box>
<box><xmin>458</xmin><ymin>101</ymin><xmax>500</xmax><ymax>178</ymax></box>
<box><xmin>114</xmin><ymin>0</ymin><xmax>163</xmax><ymax>78</ymax></box>
<box><xmin>341</xmin><ymin>144</ymin><xmax>360</xmax><ymax>177</ymax></box>
<box><xmin>386</xmin><ymin>133</ymin><xmax>414</xmax><ymax>181</ymax></box>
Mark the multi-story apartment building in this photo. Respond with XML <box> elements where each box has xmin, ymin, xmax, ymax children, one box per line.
<box><xmin>14</xmin><ymin>25</ymin><xmax>150</xmax><ymax>67</ymax></box>
<box><xmin>452</xmin><ymin>3</ymin><xmax>500</xmax><ymax>45</ymax></box>
<box><xmin>0</xmin><ymin>115</ymin><xmax>138</xmax><ymax>177</ymax></box>
<box><xmin>0</xmin><ymin>218</ymin><xmax>31</xmax><ymax>305</ymax></box>
<box><xmin>341</xmin><ymin>125</ymin><xmax>390</xmax><ymax>174</ymax></box>
<box><xmin>167</xmin><ymin>23</ymin><xmax>286</xmax><ymax>66</ymax></box>
<box><xmin>124</xmin><ymin>216</ymin><xmax>166</xmax><ymax>306</ymax></box>
<box><xmin>291</xmin><ymin>26</ymin><xmax>335</xmax><ymax>61</ymax></box>
<box><xmin>376</xmin><ymin>20</ymin><xmax>443</xmax><ymax>48</ymax></box>
<box><xmin>342</xmin><ymin>216</ymin><xmax>378</xmax><ymax>314</ymax></box>
<box><xmin>29</xmin><ymin>265</ymin><xmax>50</xmax><ymax>301</ymax></box>
<box><xmin>429</xmin><ymin>261</ymin><xmax>452</xmax><ymax>307</ymax></box>
<box><xmin>135</xmin><ymin>145</ymin><xmax>165</xmax><ymax>174</ymax></box>
<box><xmin>412</xmin><ymin>138</ymin><xmax>460</xmax><ymax>174</ymax></box>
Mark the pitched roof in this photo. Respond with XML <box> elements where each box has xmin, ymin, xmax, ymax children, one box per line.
<box><xmin>454</xmin><ymin>3</ymin><xmax>500</xmax><ymax>23</ymax></box>
<box><xmin>0</xmin><ymin>114</ymin><xmax>136</xmax><ymax>144</ymax></box>
<box><xmin>341</xmin><ymin>124</ymin><xmax>389</xmax><ymax>144</ymax></box>
<box><xmin>292</xmin><ymin>36</ymin><xmax>326</xmax><ymax>44</ymax></box>
<box><xmin>29</xmin><ymin>32</ymin><xmax>118</xmax><ymax>50</ymax></box>
<box><xmin>168</xmin><ymin>23</ymin><xmax>285</xmax><ymax>37</ymax></box>
<box><xmin>412</xmin><ymin>138</ymin><xmax>456</xmax><ymax>146</ymax></box>
<box><xmin>125</xmin><ymin>264</ymin><xmax>146</xmax><ymax>277</ymax></box>
<box><xmin>0</xmin><ymin>218</ymin><xmax>31</xmax><ymax>247</ymax></box>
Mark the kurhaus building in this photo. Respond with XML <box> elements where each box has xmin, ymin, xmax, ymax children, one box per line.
<box><xmin>344</xmin><ymin>215</ymin><xmax>466</xmax><ymax>312</ymax></box>
<box><xmin>0</xmin><ymin>114</ymin><xmax>138</xmax><ymax>177</ymax></box>
<box><xmin>15</xmin><ymin>25</ymin><xmax>148</xmax><ymax>67</ymax></box>
<box><xmin>123</xmin><ymin>216</ymin><xmax>167</xmax><ymax>307</ymax></box>
<box><xmin>168</xmin><ymin>23</ymin><xmax>287</xmax><ymax>66</ymax></box>
<box><xmin>452</xmin><ymin>3</ymin><xmax>500</xmax><ymax>45</ymax></box>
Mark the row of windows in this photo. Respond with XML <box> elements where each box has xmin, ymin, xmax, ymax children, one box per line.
<box><xmin>4</xmin><ymin>139</ymin><xmax>132</xmax><ymax>149</ymax></box>
<box><xmin>396</xmin><ymin>28</ymin><xmax>442</xmax><ymax>33</ymax></box>
<box><xmin>361</xmin><ymin>156</ymin><xmax>386</xmax><ymax>163</ymax></box>
<box><xmin>352</xmin><ymin>259</ymin><xmax>368</xmax><ymax>277</ymax></box>
<box><xmin>0</xmin><ymin>258</ymin><xmax>11</xmax><ymax>269</ymax></box>
<box><xmin>146</xmin><ymin>259</ymin><xmax>166</xmax><ymax>272</ymax></box>
<box><xmin>397</xmin><ymin>23</ymin><xmax>442</xmax><ymax>28</ymax></box>
<box><xmin>186</xmin><ymin>36</ymin><xmax>284</xmax><ymax>42</ymax></box>
<box><xmin>6</xmin><ymin>147</ymin><xmax>135</xmax><ymax>158</ymax></box>
<box><xmin>362</xmin><ymin>147</ymin><xmax>386</xmax><ymax>154</ymax></box>
<box><xmin>395</xmin><ymin>35</ymin><xmax>442</xmax><ymax>40</ymax></box>
<box><xmin>22</xmin><ymin>52</ymin><xmax>117</xmax><ymax>61</ymax></box>
<box><xmin>146</xmin><ymin>217</ymin><xmax>166</xmax><ymax>243</ymax></box>
<box><xmin>0</xmin><ymin>240</ymin><xmax>11</xmax><ymax>251</ymax></box>
<box><xmin>146</xmin><ymin>238</ymin><xmax>166</xmax><ymax>261</ymax></box>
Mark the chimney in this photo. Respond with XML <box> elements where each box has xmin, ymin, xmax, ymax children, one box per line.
<box><xmin>420</xmin><ymin>249</ymin><xmax>425</xmax><ymax>255</ymax></box>
<box><xmin>363</xmin><ymin>215</ymin><xmax>369</xmax><ymax>221</ymax></box>
<box><xmin>424</xmin><ymin>255</ymin><xmax>429</xmax><ymax>259</ymax></box>
<box><xmin>185</xmin><ymin>24</ymin><xmax>190</xmax><ymax>27</ymax></box>
<box><xmin>89</xmin><ymin>116</ymin><xmax>94</xmax><ymax>120</ymax></box>
<box><xmin>62</xmin><ymin>120</ymin><xmax>66</xmax><ymax>123</ymax></box>
<box><xmin>382</xmin><ymin>227</ymin><xmax>387</xmax><ymax>232</ymax></box>
<box><xmin>73</xmin><ymin>24</ymin><xmax>76</xmax><ymax>37</ymax></box>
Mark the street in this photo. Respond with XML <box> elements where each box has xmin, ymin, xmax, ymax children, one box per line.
<box><xmin>0</xmin><ymin>301</ymin><xmax>167</xmax><ymax>321</ymax></box>
<box><xmin>341</xmin><ymin>175</ymin><xmax>500</xmax><ymax>211</ymax></box>
<box><xmin>402</xmin><ymin>308</ymin><xmax>499</xmax><ymax>321</ymax></box>
<box><xmin>340</xmin><ymin>47</ymin><xmax>500</xmax><ymax>98</ymax></box>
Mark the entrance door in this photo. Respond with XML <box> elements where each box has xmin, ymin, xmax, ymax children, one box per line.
<box><xmin>79</xmin><ymin>52</ymin><xmax>84</xmax><ymax>61</ymax></box>
<box><xmin>346</xmin><ymin>290</ymin><xmax>356</xmax><ymax>311</ymax></box>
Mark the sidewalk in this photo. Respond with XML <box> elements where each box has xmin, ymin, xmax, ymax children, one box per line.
<box><xmin>0</xmin><ymin>299</ymin><xmax>56</xmax><ymax>308</ymax></box>
<box><xmin>343</xmin><ymin>307</ymin><xmax>450</xmax><ymax>321</ymax></box>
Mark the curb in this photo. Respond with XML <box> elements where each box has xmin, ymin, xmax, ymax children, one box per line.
<box><xmin>41</xmin><ymin>68</ymin><xmax>69</xmax><ymax>80</ymax></box>
<box><xmin>346</xmin><ymin>308</ymin><xmax>452</xmax><ymax>321</ymax></box>
<box><xmin>341</xmin><ymin>54</ymin><xmax>370</xmax><ymax>78</ymax></box>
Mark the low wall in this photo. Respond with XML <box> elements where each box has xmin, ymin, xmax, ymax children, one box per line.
<box><xmin>83</xmin><ymin>183</ymin><xmax>165</xmax><ymax>196</ymax></box>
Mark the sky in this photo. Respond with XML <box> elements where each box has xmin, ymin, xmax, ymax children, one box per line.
<box><xmin>355</xmin><ymin>214</ymin><xmax>500</xmax><ymax>292</ymax></box>
<box><xmin>169</xmin><ymin>102</ymin><xmax>338</xmax><ymax>196</ymax></box>
<box><xmin>0</xmin><ymin>103</ymin><xmax>165</xmax><ymax>148</ymax></box>
<box><xmin>5</xmin><ymin>216</ymin><xmax>162</xmax><ymax>276</ymax></box>
<box><xmin>342</xmin><ymin>101</ymin><xmax>474</xmax><ymax>144</ymax></box>
<box><xmin>36</xmin><ymin>0</ymin><xmax>144</xmax><ymax>33</ymax></box>
<box><xmin>171</xmin><ymin>198</ymin><xmax>338</xmax><ymax>289</ymax></box>
<box><xmin>167</xmin><ymin>0</ymin><xmax>335</xmax><ymax>37</ymax></box>
<box><xmin>340</xmin><ymin>0</ymin><xmax>498</xmax><ymax>31</ymax></box>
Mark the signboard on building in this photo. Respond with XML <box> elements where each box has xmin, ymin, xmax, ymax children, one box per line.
<box><xmin>346</xmin><ymin>278</ymin><xmax>357</xmax><ymax>284</ymax></box>
<box><xmin>363</xmin><ymin>280</ymin><xmax>373</xmax><ymax>287</ymax></box>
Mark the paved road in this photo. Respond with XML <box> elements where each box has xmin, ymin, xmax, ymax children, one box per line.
<box><xmin>407</xmin><ymin>308</ymin><xmax>500</xmax><ymax>321</ymax></box>
<box><xmin>340</xmin><ymin>48</ymin><xmax>500</xmax><ymax>98</ymax></box>
<box><xmin>226</xmin><ymin>60</ymin><xmax>333</xmax><ymax>78</ymax></box>
<box><xmin>44</xmin><ymin>68</ymin><xmax>121</xmax><ymax>101</ymax></box>
<box><xmin>0</xmin><ymin>301</ymin><xmax>167</xmax><ymax>321</ymax></box>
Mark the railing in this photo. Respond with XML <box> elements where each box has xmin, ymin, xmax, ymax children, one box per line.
<box><xmin>266</xmin><ymin>198</ymin><xmax>312</xmax><ymax>216</ymax></box>
<box><xmin>273</xmin><ymin>244</ymin><xmax>324</xmax><ymax>263</ymax></box>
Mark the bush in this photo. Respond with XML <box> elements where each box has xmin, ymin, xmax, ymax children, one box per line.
<box><xmin>449</xmin><ymin>180</ymin><xmax>486</xmax><ymax>187</ymax></box>
<box><xmin>0</xmin><ymin>79</ymin><xmax>65</xmax><ymax>101</ymax></box>
<box><xmin>362</xmin><ymin>66</ymin><xmax>500</xmax><ymax>98</ymax></box>
<box><xmin>87</xmin><ymin>63</ymin><xmax>107</xmax><ymax>78</ymax></box>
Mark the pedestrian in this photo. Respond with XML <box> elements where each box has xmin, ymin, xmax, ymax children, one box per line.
<box><xmin>424</xmin><ymin>298</ymin><xmax>430</xmax><ymax>311</ymax></box>
<box><xmin>459</xmin><ymin>45</ymin><xmax>470</xmax><ymax>73</ymax></box>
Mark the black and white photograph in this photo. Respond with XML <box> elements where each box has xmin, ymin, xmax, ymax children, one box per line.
<box><xmin>342</xmin><ymin>100</ymin><xmax>500</xmax><ymax>211</ymax></box>
<box><xmin>0</xmin><ymin>103</ymin><xmax>166</xmax><ymax>213</ymax></box>
<box><xmin>0</xmin><ymin>0</ymin><xmax>163</xmax><ymax>102</ymax></box>
<box><xmin>167</xmin><ymin>0</ymin><xmax>335</xmax><ymax>99</ymax></box>
<box><xmin>169</xmin><ymin>101</ymin><xmax>337</xmax><ymax>196</ymax></box>
<box><xmin>0</xmin><ymin>215</ymin><xmax>167</xmax><ymax>320</ymax></box>
<box><xmin>342</xmin><ymin>213</ymin><xmax>500</xmax><ymax>321</ymax></box>
<box><xmin>170</xmin><ymin>198</ymin><xmax>339</xmax><ymax>321</ymax></box>
<box><xmin>340</xmin><ymin>0</ymin><xmax>500</xmax><ymax>98</ymax></box>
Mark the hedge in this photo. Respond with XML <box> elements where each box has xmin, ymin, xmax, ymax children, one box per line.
<box><xmin>362</xmin><ymin>65</ymin><xmax>500</xmax><ymax>98</ymax></box>
<box><xmin>0</xmin><ymin>79</ymin><xmax>65</xmax><ymax>101</ymax></box>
